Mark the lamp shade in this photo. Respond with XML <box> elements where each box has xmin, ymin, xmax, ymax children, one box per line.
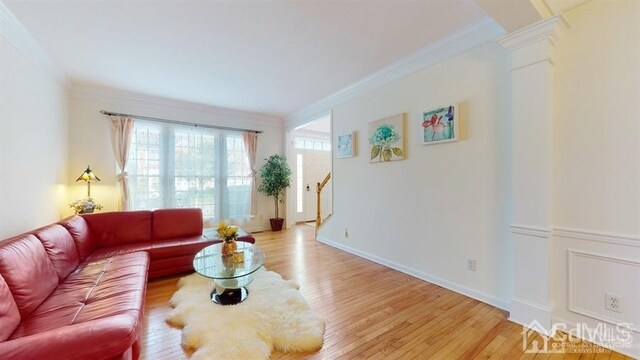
<box><xmin>76</xmin><ymin>166</ymin><xmax>100</xmax><ymax>182</ymax></box>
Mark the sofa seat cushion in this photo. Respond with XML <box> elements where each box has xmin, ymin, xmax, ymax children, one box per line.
<box><xmin>0</xmin><ymin>275</ymin><xmax>20</xmax><ymax>341</ymax></box>
<box><xmin>84</xmin><ymin>243</ymin><xmax>153</xmax><ymax>262</ymax></box>
<box><xmin>9</xmin><ymin>251</ymin><xmax>149</xmax><ymax>339</ymax></box>
<box><xmin>0</xmin><ymin>234</ymin><xmax>59</xmax><ymax>318</ymax></box>
<box><xmin>32</xmin><ymin>224</ymin><xmax>80</xmax><ymax>281</ymax></box>
<box><xmin>87</xmin><ymin>236</ymin><xmax>218</xmax><ymax>262</ymax></box>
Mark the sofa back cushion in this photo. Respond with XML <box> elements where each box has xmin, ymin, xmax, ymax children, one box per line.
<box><xmin>83</xmin><ymin>211</ymin><xmax>153</xmax><ymax>247</ymax></box>
<box><xmin>59</xmin><ymin>215</ymin><xmax>95</xmax><ymax>261</ymax></box>
<box><xmin>33</xmin><ymin>224</ymin><xmax>80</xmax><ymax>281</ymax></box>
<box><xmin>0</xmin><ymin>274</ymin><xmax>20</xmax><ymax>341</ymax></box>
<box><xmin>0</xmin><ymin>234</ymin><xmax>59</xmax><ymax>318</ymax></box>
<box><xmin>152</xmin><ymin>208</ymin><xmax>203</xmax><ymax>241</ymax></box>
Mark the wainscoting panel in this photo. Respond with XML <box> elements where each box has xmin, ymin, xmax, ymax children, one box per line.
<box><xmin>568</xmin><ymin>249</ymin><xmax>640</xmax><ymax>332</ymax></box>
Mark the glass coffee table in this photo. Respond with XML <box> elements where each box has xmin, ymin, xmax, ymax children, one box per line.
<box><xmin>193</xmin><ymin>242</ymin><xmax>265</xmax><ymax>305</ymax></box>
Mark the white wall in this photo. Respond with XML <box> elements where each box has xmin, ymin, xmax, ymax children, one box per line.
<box><xmin>0</xmin><ymin>35</ymin><xmax>68</xmax><ymax>238</ymax></box>
<box><xmin>554</xmin><ymin>2</ymin><xmax>640</xmax><ymax>235</ymax></box>
<box><xmin>318</xmin><ymin>43</ymin><xmax>513</xmax><ymax>309</ymax></box>
<box><xmin>67</xmin><ymin>87</ymin><xmax>283</xmax><ymax>232</ymax></box>
<box><xmin>551</xmin><ymin>2</ymin><xmax>640</xmax><ymax>356</ymax></box>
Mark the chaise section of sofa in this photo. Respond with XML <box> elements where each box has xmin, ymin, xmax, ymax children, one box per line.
<box><xmin>0</xmin><ymin>207</ymin><xmax>256</xmax><ymax>360</ymax></box>
<box><xmin>0</xmin><ymin>230</ymin><xmax>149</xmax><ymax>360</ymax></box>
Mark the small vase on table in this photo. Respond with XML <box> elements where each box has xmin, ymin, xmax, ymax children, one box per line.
<box><xmin>221</xmin><ymin>239</ymin><xmax>237</xmax><ymax>256</ymax></box>
<box><xmin>217</xmin><ymin>222</ymin><xmax>239</xmax><ymax>256</ymax></box>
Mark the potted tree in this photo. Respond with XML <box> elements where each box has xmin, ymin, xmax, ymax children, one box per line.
<box><xmin>258</xmin><ymin>154</ymin><xmax>292</xmax><ymax>231</ymax></box>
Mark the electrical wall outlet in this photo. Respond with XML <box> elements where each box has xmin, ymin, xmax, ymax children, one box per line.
<box><xmin>344</xmin><ymin>228</ymin><xmax>349</xmax><ymax>238</ymax></box>
<box><xmin>605</xmin><ymin>293</ymin><xmax>622</xmax><ymax>313</ymax></box>
<box><xmin>466</xmin><ymin>259</ymin><xmax>477</xmax><ymax>272</ymax></box>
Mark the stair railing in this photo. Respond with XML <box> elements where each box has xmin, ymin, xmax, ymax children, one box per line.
<box><xmin>316</xmin><ymin>172</ymin><xmax>331</xmax><ymax>228</ymax></box>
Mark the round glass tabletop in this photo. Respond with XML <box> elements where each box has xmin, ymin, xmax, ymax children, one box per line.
<box><xmin>193</xmin><ymin>242</ymin><xmax>265</xmax><ymax>280</ymax></box>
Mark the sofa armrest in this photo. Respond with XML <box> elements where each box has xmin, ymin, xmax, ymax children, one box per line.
<box><xmin>0</xmin><ymin>314</ymin><xmax>139</xmax><ymax>360</ymax></box>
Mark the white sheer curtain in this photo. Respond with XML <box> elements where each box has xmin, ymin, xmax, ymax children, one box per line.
<box><xmin>126</xmin><ymin>120</ymin><xmax>252</xmax><ymax>221</ymax></box>
<box><xmin>242</xmin><ymin>132</ymin><xmax>258</xmax><ymax>216</ymax></box>
<box><xmin>110</xmin><ymin>116</ymin><xmax>135</xmax><ymax>211</ymax></box>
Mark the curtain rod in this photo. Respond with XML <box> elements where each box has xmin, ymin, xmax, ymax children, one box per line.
<box><xmin>100</xmin><ymin>110</ymin><xmax>263</xmax><ymax>134</ymax></box>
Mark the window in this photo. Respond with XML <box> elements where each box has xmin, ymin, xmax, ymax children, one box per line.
<box><xmin>126</xmin><ymin>120</ymin><xmax>251</xmax><ymax>220</ymax></box>
<box><xmin>225</xmin><ymin>136</ymin><xmax>251</xmax><ymax>218</ymax></box>
<box><xmin>296</xmin><ymin>154</ymin><xmax>303</xmax><ymax>213</ymax></box>
<box><xmin>294</xmin><ymin>137</ymin><xmax>331</xmax><ymax>152</ymax></box>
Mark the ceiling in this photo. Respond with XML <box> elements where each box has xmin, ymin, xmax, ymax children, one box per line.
<box><xmin>297</xmin><ymin>114</ymin><xmax>331</xmax><ymax>134</ymax></box>
<box><xmin>5</xmin><ymin>0</ymin><xmax>486</xmax><ymax>117</ymax></box>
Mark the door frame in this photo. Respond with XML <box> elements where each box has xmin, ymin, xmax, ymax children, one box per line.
<box><xmin>284</xmin><ymin>110</ymin><xmax>333</xmax><ymax>229</ymax></box>
<box><xmin>293</xmin><ymin>149</ymin><xmax>332</xmax><ymax>223</ymax></box>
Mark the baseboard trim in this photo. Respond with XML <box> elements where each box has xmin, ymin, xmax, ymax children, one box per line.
<box><xmin>509</xmin><ymin>296</ymin><xmax>553</xmax><ymax>335</ymax></box>
<box><xmin>246</xmin><ymin>226</ymin><xmax>269</xmax><ymax>234</ymax></box>
<box><xmin>316</xmin><ymin>235</ymin><xmax>509</xmax><ymax>311</ymax></box>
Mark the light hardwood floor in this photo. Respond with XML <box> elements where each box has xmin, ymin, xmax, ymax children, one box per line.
<box><xmin>141</xmin><ymin>225</ymin><xmax>632</xmax><ymax>359</ymax></box>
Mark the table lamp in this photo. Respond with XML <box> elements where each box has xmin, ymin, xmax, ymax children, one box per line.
<box><xmin>76</xmin><ymin>165</ymin><xmax>100</xmax><ymax>197</ymax></box>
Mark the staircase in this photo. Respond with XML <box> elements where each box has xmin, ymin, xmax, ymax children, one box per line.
<box><xmin>315</xmin><ymin>172</ymin><xmax>332</xmax><ymax>233</ymax></box>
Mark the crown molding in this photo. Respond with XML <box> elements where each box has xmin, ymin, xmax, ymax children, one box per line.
<box><xmin>70</xmin><ymin>85</ymin><xmax>284</xmax><ymax>128</ymax></box>
<box><xmin>498</xmin><ymin>14</ymin><xmax>569</xmax><ymax>51</ymax></box>
<box><xmin>284</xmin><ymin>16</ymin><xmax>505</xmax><ymax>130</ymax></box>
<box><xmin>541</xmin><ymin>0</ymin><xmax>590</xmax><ymax>16</ymax></box>
<box><xmin>0</xmin><ymin>1</ymin><xmax>69</xmax><ymax>87</ymax></box>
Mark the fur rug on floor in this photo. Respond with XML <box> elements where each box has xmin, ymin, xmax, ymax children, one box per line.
<box><xmin>167</xmin><ymin>268</ymin><xmax>325</xmax><ymax>359</ymax></box>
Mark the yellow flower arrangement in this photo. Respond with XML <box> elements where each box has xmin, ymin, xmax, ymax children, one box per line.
<box><xmin>216</xmin><ymin>222</ymin><xmax>238</xmax><ymax>243</ymax></box>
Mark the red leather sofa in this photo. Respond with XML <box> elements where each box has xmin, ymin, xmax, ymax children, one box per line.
<box><xmin>0</xmin><ymin>208</ymin><xmax>255</xmax><ymax>360</ymax></box>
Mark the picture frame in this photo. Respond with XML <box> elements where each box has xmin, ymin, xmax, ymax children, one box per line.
<box><xmin>419</xmin><ymin>104</ymin><xmax>459</xmax><ymax>145</ymax></box>
<box><xmin>336</xmin><ymin>132</ymin><xmax>355</xmax><ymax>158</ymax></box>
<box><xmin>368</xmin><ymin>113</ymin><xmax>405</xmax><ymax>163</ymax></box>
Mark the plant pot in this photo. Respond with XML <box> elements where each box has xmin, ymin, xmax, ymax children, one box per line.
<box><xmin>269</xmin><ymin>218</ymin><xmax>285</xmax><ymax>231</ymax></box>
<box><xmin>79</xmin><ymin>207</ymin><xmax>95</xmax><ymax>214</ymax></box>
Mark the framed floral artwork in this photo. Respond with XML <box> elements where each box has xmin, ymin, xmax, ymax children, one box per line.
<box><xmin>420</xmin><ymin>105</ymin><xmax>458</xmax><ymax>145</ymax></box>
<box><xmin>336</xmin><ymin>132</ymin><xmax>355</xmax><ymax>158</ymax></box>
<box><xmin>369</xmin><ymin>113</ymin><xmax>405</xmax><ymax>163</ymax></box>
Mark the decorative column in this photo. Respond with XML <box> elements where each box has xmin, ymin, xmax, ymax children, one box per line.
<box><xmin>498</xmin><ymin>14</ymin><xmax>568</xmax><ymax>331</ymax></box>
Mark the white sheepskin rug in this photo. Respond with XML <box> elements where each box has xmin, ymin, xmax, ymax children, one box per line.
<box><xmin>167</xmin><ymin>268</ymin><xmax>325</xmax><ymax>359</ymax></box>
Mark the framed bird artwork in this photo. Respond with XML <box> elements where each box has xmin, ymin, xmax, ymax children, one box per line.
<box><xmin>419</xmin><ymin>104</ymin><xmax>459</xmax><ymax>145</ymax></box>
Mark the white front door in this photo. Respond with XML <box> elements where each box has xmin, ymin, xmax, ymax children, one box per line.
<box><xmin>304</xmin><ymin>152</ymin><xmax>330</xmax><ymax>222</ymax></box>
<box><xmin>293</xmin><ymin>151</ymin><xmax>331</xmax><ymax>223</ymax></box>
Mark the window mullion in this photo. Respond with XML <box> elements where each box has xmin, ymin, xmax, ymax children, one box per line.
<box><xmin>220</xmin><ymin>132</ymin><xmax>228</xmax><ymax>220</ymax></box>
<box><xmin>162</xmin><ymin>125</ymin><xmax>175</xmax><ymax>208</ymax></box>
